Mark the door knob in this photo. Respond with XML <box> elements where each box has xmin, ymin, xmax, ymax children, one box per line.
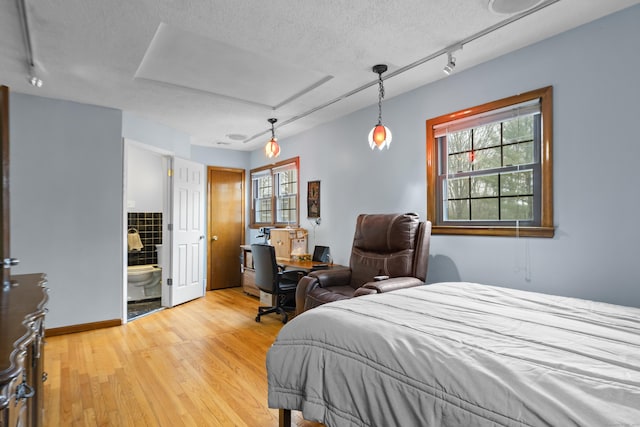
<box><xmin>212</xmin><ymin>235</ymin><xmax>218</xmax><ymax>241</ymax></box>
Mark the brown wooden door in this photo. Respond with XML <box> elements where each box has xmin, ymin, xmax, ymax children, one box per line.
<box><xmin>207</xmin><ymin>167</ymin><xmax>244</xmax><ymax>290</ymax></box>
<box><xmin>1</xmin><ymin>86</ymin><xmax>11</xmax><ymax>285</ymax></box>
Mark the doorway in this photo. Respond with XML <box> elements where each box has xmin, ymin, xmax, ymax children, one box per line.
<box><xmin>123</xmin><ymin>140</ymin><xmax>171</xmax><ymax>321</ymax></box>
<box><xmin>207</xmin><ymin>167</ymin><xmax>244</xmax><ymax>290</ymax></box>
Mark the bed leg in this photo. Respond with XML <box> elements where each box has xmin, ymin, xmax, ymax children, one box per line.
<box><xmin>279</xmin><ymin>408</ymin><xmax>291</xmax><ymax>427</ymax></box>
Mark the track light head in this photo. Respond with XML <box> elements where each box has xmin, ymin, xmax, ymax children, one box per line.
<box><xmin>443</xmin><ymin>52</ymin><xmax>456</xmax><ymax>75</ymax></box>
<box><xmin>28</xmin><ymin>75</ymin><xmax>43</xmax><ymax>88</ymax></box>
<box><xmin>28</xmin><ymin>65</ymin><xmax>43</xmax><ymax>88</ymax></box>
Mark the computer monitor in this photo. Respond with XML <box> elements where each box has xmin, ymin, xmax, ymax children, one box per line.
<box><xmin>312</xmin><ymin>245</ymin><xmax>330</xmax><ymax>263</ymax></box>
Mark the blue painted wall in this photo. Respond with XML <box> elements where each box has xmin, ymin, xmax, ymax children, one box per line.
<box><xmin>249</xmin><ymin>5</ymin><xmax>640</xmax><ymax>307</ymax></box>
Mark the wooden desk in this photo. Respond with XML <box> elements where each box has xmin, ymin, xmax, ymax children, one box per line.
<box><xmin>240</xmin><ymin>245</ymin><xmax>346</xmax><ymax>297</ymax></box>
<box><xmin>279</xmin><ymin>259</ymin><xmax>345</xmax><ymax>272</ymax></box>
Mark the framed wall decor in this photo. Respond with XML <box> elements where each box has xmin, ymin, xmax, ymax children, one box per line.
<box><xmin>307</xmin><ymin>180</ymin><xmax>320</xmax><ymax>218</ymax></box>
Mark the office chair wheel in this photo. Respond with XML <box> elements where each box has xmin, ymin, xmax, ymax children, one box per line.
<box><xmin>282</xmin><ymin>314</ymin><xmax>288</xmax><ymax>324</ymax></box>
<box><xmin>255</xmin><ymin>315</ymin><xmax>260</xmax><ymax>322</ymax></box>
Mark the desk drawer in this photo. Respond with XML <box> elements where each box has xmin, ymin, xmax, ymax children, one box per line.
<box><xmin>242</xmin><ymin>269</ymin><xmax>260</xmax><ymax>297</ymax></box>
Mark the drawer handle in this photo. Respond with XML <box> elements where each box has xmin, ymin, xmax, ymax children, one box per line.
<box><xmin>3</xmin><ymin>258</ymin><xmax>20</xmax><ymax>267</ymax></box>
<box><xmin>16</xmin><ymin>382</ymin><xmax>35</xmax><ymax>400</ymax></box>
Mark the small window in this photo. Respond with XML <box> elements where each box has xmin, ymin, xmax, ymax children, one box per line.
<box><xmin>250</xmin><ymin>157</ymin><xmax>300</xmax><ymax>228</ymax></box>
<box><xmin>426</xmin><ymin>87</ymin><xmax>554</xmax><ymax>237</ymax></box>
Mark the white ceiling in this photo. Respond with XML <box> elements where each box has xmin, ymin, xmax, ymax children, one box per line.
<box><xmin>1</xmin><ymin>0</ymin><xmax>638</xmax><ymax>151</ymax></box>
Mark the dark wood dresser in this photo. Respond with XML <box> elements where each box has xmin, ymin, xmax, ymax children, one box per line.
<box><xmin>0</xmin><ymin>274</ymin><xmax>48</xmax><ymax>427</ymax></box>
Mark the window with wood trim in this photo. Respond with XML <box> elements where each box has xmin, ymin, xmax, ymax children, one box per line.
<box><xmin>250</xmin><ymin>157</ymin><xmax>299</xmax><ymax>228</ymax></box>
<box><xmin>426</xmin><ymin>86</ymin><xmax>554</xmax><ymax>237</ymax></box>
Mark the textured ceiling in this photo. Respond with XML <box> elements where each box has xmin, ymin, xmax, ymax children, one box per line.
<box><xmin>0</xmin><ymin>0</ymin><xmax>638</xmax><ymax>151</ymax></box>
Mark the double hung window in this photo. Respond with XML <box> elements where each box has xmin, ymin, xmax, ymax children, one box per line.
<box><xmin>426</xmin><ymin>87</ymin><xmax>554</xmax><ymax>237</ymax></box>
<box><xmin>250</xmin><ymin>157</ymin><xmax>299</xmax><ymax>227</ymax></box>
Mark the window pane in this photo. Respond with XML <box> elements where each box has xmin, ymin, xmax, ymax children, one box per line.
<box><xmin>471</xmin><ymin>198</ymin><xmax>499</xmax><ymax>220</ymax></box>
<box><xmin>447</xmin><ymin>199</ymin><xmax>469</xmax><ymax>220</ymax></box>
<box><xmin>257</xmin><ymin>175</ymin><xmax>272</xmax><ymax>198</ymax></box>
<box><xmin>501</xmin><ymin>196</ymin><xmax>533</xmax><ymax>220</ymax></box>
<box><xmin>501</xmin><ymin>170</ymin><xmax>533</xmax><ymax>196</ymax></box>
<box><xmin>448</xmin><ymin>152</ymin><xmax>472</xmax><ymax>173</ymax></box>
<box><xmin>447</xmin><ymin>177</ymin><xmax>469</xmax><ymax>200</ymax></box>
<box><xmin>473</xmin><ymin>147</ymin><xmax>502</xmax><ymax>171</ymax></box>
<box><xmin>277</xmin><ymin>195</ymin><xmax>297</xmax><ymax>223</ymax></box>
<box><xmin>503</xmin><ymin>141</ymin><xmax>533</xmax><ymax>166</ymax></box>
<box><xmin>278</xmin><ymin>170</ymin><xmax>297</xmax><ymax>196</ymax></box>
<box><xmin>447</xmin><ymin>130</ymin><xmax>471</xmax><ymax>154</ymax></box>
<box><xmin>470</xmin><ymin>174</ymin><xmax>499</xmax><ymax>198</ymax></box>
<box><xmin>255</xmin><ymin>198</ymin><xmax>272</xmax><ymax>223</ymax></box>
<box><xmin>473</xmin><ymin>123</ymin><xmax>500</xmax><ymax>149</ymax></box>
<box><xmin>503</xmin><ymin>115</ymin><xmax>533</xmax><ymax>144</ymax></box>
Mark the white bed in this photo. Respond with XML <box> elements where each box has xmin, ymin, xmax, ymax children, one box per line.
<box><xmin>267</xmin><ymin>282</ymin><xmax>640</xmax><ymax>426</ymax></box>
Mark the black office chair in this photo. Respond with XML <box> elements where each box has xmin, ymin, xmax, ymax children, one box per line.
<box><xmin>251</xmin><ymin>244</ymin><xmax>306</xmax><ymax>324</ymax></box>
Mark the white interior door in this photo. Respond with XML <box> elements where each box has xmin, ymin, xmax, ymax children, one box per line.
<box><xmin>168</xmin><ymin>157</ymin><xmax>205</xmax><ymax>307</ymax></box>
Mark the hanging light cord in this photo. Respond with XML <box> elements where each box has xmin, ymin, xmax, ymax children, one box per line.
<box><xmin>377</xmin><ymin>72</ymin><xmax>385</xmax><ymax>125</ymax></box>
<box><xmin>268</xmin><ymin>117</ymin><xmax>277</xmax><ymax>140</ymax></box>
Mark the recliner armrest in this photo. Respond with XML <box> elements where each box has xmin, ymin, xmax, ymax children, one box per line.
<box><xmin>354</xmin><ymin>277</ymin><xmax>424</xmax><ymax>296</ymax></box>
<box><xmin>308</xmin><ymin>268</ymin><xmax>352</xmax><ymax>287</ymax></box>
<box><xmin>295</xmin><ymin>269</ymin><xmax>353</xmax><ymax>315</ymax></box>
<box><xmin>295</xmin><ymin>275</ymin><xmax>319</xmax><ymax>315</ymax></box>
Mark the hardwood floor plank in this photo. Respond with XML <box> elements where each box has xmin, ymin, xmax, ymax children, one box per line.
<box><xmin>44</xmin><ymin>288</ymin><xmax>324</xmax><ymax>426</ymax></box>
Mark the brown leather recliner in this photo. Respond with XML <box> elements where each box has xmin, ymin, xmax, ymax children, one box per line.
<box><xmin>296</xmin><ymin>213</ymin><xmax>431</xmax><ymax>314</ymax></box>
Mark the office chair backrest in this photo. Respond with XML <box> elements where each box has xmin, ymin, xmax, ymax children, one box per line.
<box><xmin>251</xmin><ymin>244</ymin><xmax>278</xmax><ymax>294</ymax></box>
<box><xmin>312</xmin><ymin>245</ymin><xmax>330</xmax><ymax>263</ymax></box>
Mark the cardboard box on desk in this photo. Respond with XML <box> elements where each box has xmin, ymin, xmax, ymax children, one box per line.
<box><xmin>271</xmin><ymin>228</ymin><xmax>307</xmax><ymax>260</ymax></box>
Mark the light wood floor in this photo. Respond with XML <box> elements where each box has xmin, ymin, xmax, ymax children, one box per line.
<box><xmin>43</xmin><ymin>288</ymin><xmax>323</xmax><ymax>427</ymax></box>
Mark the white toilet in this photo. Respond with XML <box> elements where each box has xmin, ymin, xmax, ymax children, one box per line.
<box><xmin>127</xmin><ymin>265</ymin><xmax>162</xmax><ymax>301</ymax></box>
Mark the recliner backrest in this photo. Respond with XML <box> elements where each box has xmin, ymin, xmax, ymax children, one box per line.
<box><xmin>349</xmin><ymin>213</ymin><xmax>430</xmax><ymax>288</ymax></box>
<box><xmin>251</xmin><ymin>244</ymin><xmax>278</xmax><ymax>294</ymax></box>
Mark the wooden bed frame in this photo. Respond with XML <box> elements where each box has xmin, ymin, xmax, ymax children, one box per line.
<box><xmin>279</xmin><ymin>409</ymin><xmax>291</xmax><ymax>427</ymax></box>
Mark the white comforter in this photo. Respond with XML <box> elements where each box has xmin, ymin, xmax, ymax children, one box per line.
<box><xmin>267</xmin><ymin>282</ymin><xmax>640</xmax><ymax>426</ymax></box>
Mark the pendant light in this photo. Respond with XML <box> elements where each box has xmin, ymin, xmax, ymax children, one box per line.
<box><xmin>368</xmin><ymin>64</ymin><xmax>392</xmax><ymax>150</ymax></box>
<box><xmin>265</xmin><ymin>118</ymin><xmax>280</xmax><ymax>158</ymax></box>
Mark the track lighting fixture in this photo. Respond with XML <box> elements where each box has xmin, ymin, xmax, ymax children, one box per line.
<box><xmin>443</xmin><ymin>51</ymin><xmax>456</xmax><ymax>75</ymax></box>
<box><xmin>28</xmin><ymin>65</ymin><xmax>43</xmax><ymax>88</ymax></box>
<box><xmin>265</xmin><ymin>118</ymin><xmax>281</xmax><ymax>158</ymax></box>
<box><xmin>18</xmin><ymin>0</ymin><xmax>43</xmax><ymax>88</ymax></box>
<box><xmin>368</xmin><ymin>64</ymin><xmax>392</xmax><ymax>150</ymax></box>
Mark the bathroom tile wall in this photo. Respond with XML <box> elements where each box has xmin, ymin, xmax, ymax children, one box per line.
<box><xmin>128</xmin><ymin>212</ymin><xmax>162</xmax><ymax>266</ymax></box>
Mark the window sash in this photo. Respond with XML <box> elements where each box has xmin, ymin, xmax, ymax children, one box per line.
<box><xmin>436</xmin><ymin>112</ymin><xmax>541</xmax><ymax>226</ymax></box>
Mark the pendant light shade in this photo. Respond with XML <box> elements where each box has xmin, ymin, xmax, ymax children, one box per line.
<box><xmin>265</xmin><ymin>118</ymin><xmax>281</xmax><ymax>158</ymax></box>
<box><xmin>265</xmin><ymin>137</ymin><xmax>280</xmax><ymax>158</ymax></box>
<box><xmin>368</xmin><ymin>124</ymin><xmax>392</xmax><ymax>149</ymax></box>
<box><xmin>368</xmin><ymin>64</ymin><xmax>392</xmax><ymax>150</ymax></box>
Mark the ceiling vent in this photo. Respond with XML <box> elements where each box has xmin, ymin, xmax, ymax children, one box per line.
<box><xmin>488</xmin><ymin>0</ymin><xmax>544</xmax><ymax>14</ymax></box>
